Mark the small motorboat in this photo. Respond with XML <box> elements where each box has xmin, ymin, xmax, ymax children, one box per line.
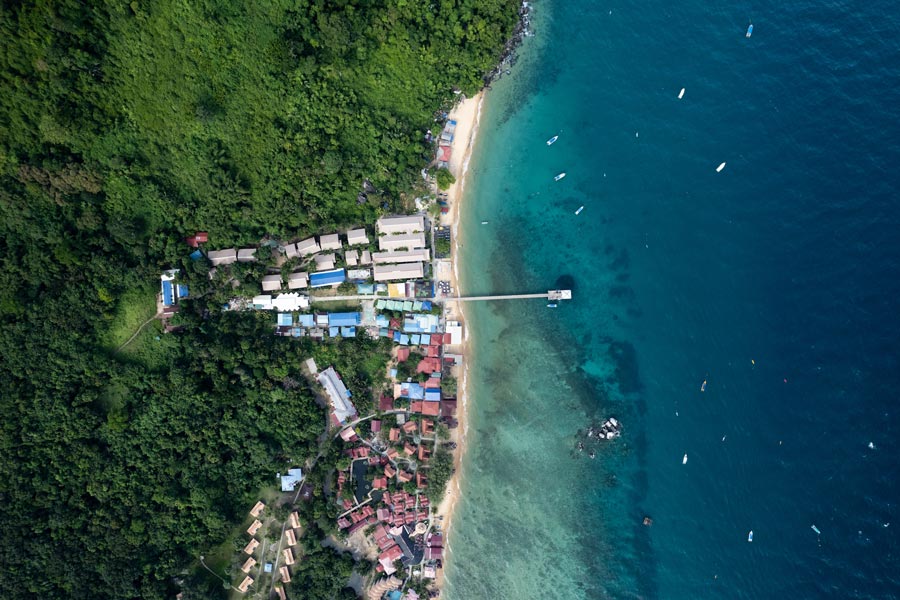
<box><xmin>746</xmin><ymin>23</ymin><xmax>753</xmax><ymax>38</ymax></box>
<box><xmin>701</xmin><ymin>379</ymin><xmax>707</xmax><ymax>392</ymax></box>
<box><xmin>546</xmin><ymin>135</ymin><xmax>559</xmax><ymax>146</ymax></box>
<box><xmin>678</xmin><ymin>88</ymin><xmax>685</xmax><ymax>99</ymax></box>
<box><xmin>682</xmin><ymin>453</ymin><xmax>688</xmax><ymax>465</ymax></box>
<box><xmin>547</xmin><ymin>303</ymin><xmax>558</xmax><ymax>308</ymax></box>
<box><xmin>811</xmin><ymin>524</ymin><xmax>821</xmax><ymax>535</ymax></box>
<box><xmin>716</xmin><ymin>162</ymin><xmax>726</xmax><ymax>173</ymax></box>
<box><xmin>554</xmin><ymin>172</ymin><xmax>566</xmax><ymax>181</ymax></box>
<box><xmin>575</xmin><ymin>206</ymin><xmax>584</xmax><ymax>215</ymax></box>
<box><xmin>748</xmin><ymin>530</ymin><xmax>754</xmax><ymax>542</ymax></box>
<box><xmin>481</xmin><ymin>221</ymin><xmax>489</xmax><ymax>225</ymax></box>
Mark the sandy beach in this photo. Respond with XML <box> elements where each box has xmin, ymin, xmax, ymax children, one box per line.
<box><xmin>431</xmin><ymin>91</ymin><xmax>485</xmax><ymax>591</ymax></box>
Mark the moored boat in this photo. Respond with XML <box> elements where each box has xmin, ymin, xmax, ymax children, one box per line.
<box><xmin>546</xmin><ymin>135</ymin><xmax>559</xmax><ymax>146</ymax></box>
<box><xmin>554</xmin><ymin>172</ymin><xmax>566</xmax><ymax>181</ymax></box>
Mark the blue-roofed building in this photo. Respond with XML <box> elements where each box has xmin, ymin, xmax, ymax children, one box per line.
<box><xmin>413</xmin><ymin>301</ymin><xmax>422</xmax><ymax>311</ymax></box>
<box><xmin>309</xmin><ymin>268</ymin><xmax>346</xmax><ymax>288</ymax></box>
<box><xmin>328</xmin><ymin>312</ymin><xmax>360</xmax><ymax>327</ymax></box>
<box><xmin>425</xmin><ymin>389</ymin><xmax>441</xmax><ymax>402</ymax></box>
<box><xmin>393</xmin><ymin>331</ymin><xmax>401</xmax><ymax>342</ymax></box>
<box><xmin>399</xmin><ymin>334</ymin><xmax>410</xmax><ymax>346</ymax></box>
<box><xmin>403</xmin><ymin>301</ymin><xmax>414</xmax><ymax>311</ymax></box>
<box><xmin>402</xmin><ymin>382</ymin><xmax>425</xmax><ymax>400</ymax></box>
<box><xmin>291</xmin><ymin>327</ymin><xmax>303</xmax><ymax>337</ymax></box>
<box><xmin>277</xmin><ymin>313</ymin><xmax>292</xmax><ymax>327</ymax></box>
<box><xmin>297</xmin><ymin>314</ymin><xmax>315</xmax><ymax>327</ymax></box>
<box><xmin>421</xmin><ymin>301</ymin><xmax>433</xmax><ymax>311</ymax></box>
<box><xmin>341</xmin><ymin>326</ymin><xmax>356</xmax><ymax>338</ymax></box>
<box><xmin>411</xmin><ymin>334</ymin><xmax>421</xmax><ymax>345</ymax></box>
<box><xmin>161</xmin><ymin>280</ymin><xmax>175</xmax><ymax>307</ymax></box>
<box><xmin>177</xmin><ymin>284</ymin><xmax>189</xmax><ymax>299</ymax></box>
<box><xmin>375</xmin><ymin>315</ymin><xmax>390</xmax><ymax>328</ymax></box>
<box><xmin>329</xmin><ymin>327</ymin><xmax>340</xmax><ymax>338</ymax></box>
<box><xmin>357</xmin><ymin>283</ymin><xmax>374</xmax><ymax>295</ymax></box>
<box><xmin>379</xmin><ymin>328</ymin><xmax>389</xmax><ymax>338</ymax></box>
<box><xmin>376</xmin><ymin>299</ymin><xmax>387</xmax><ymax>309</ymax></box>
<box><xmin>189</xmin><ymin>249</ymin><xmax>203</xmax><ymax>261</ymax></box>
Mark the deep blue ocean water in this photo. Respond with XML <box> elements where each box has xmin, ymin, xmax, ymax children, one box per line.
<box><xmin>444</xmin><ymin>1</ymin><xmax>900</xmax><ymax>598</ymax></box>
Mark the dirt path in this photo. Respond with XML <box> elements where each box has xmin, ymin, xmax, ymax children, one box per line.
<box><xmin>116</xmin><ymin>312</ymin><xmax>160</xmax><ymax>351</ymax></box>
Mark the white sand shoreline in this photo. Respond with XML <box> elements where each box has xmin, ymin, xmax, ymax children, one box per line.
<box><xmin>432</xmin><ymin>92</ymin><xmax>486</xmax><ymax>593</ymax></box>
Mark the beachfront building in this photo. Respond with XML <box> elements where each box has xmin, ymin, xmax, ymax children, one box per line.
<box><xmin>296</xmin><ymin>237</ymin><xmax>320</xmax><ymax>256</ymax></box>
<box><xmin>374</xmin><ymin>263</ymin><xmax>424</xmax><ymax>282</ymax></box>
<box><xmin>319</xmin><ymin>233</ymin><xmax>341</xmax><ymax>251</ymax></box>
<box><xmin>317</xmin><ymin>367</ymin><xmax>357</xmax><ymax>425</ymax></box>
<box><xmin>287</xmin><ymin>271</ymin><xmax>308</xmax><ymax>289</ymax></box>
<box><xmin>372</xmin><ymin>249</ymin><xmax>431</xmax><ymax>264</ymax></box>
<box><xmin>378</xmin><ymin>232</ymin><xmax>426</xmax><ymax>252</ymax></box>
<box><xmin>207</xmin><ymin>248</ymin><xmax>237</xmax><ymax>266</ymax></box>
<box><xmin>346</xmin><ymin>228</ymin><xmax>369</xmax><ymax>246</ymax></box>
<box><xmin>446</xmin><ymin>321</ymin><xmax>463</xmax><ymax>345</ymax></box>
<box><xmin>261</xmin><ymin>274</ymin><xmax>282</xmax><ymax>292</ymax></box>
<box><xmin>377</xmin><ymin>215</ymin><xmax>424</xmax><ymax>236</ymax></box>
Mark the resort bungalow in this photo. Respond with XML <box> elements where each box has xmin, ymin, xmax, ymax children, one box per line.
<box><xmin>309</xmin><ymin>268</ymin><xmax>346</xmax><ymax>288</ymax></box>
<box><xmin>319</xmin><ymin>233</ymin><xmax>342</xmax><ymax>251</ymax></box>
<box><xmin>372</xmin><ymin>249</ymin><xmax>431</xmax><ymax>264</ymax></box>
<box><xmin>437</xmin><ymin>145</ymin><xmax>452</xmax><ymax>169</ymax></box>
<box><xmin>345</xmin><ymin>249</ymin><xmax>358</xmax><ymax>266</ymax></box>
<box><xmin>374</xmin><ymin>263</ymin><xmax>424</xmax><ymax>282</ymax></box>
<box><xmin>440</xmin><ymin>119</ymin><xmax>457</xmax><ymax>143</ymax></box>
<box><xmin>289</xmin><ymin>511</ymin><xmax>301</xmax><ymax>529</ymax></box>
<box><xmin>237</xmin><ymin>248</ymin><xmax>257</xmax><ymax>262</ymax></box>
<box><xmin>250</xmin><ymin>501</ymin><xmax>265</xmax><ymax>518</ymax></box>
<box><xmin>247</xmin><ymin>519</ymin><xmax>262</xmax><ymax>536</ymax></box>
<box><xmin>288</xmin><ymin>271</ymin><xmax>308</xmax><ymax>289</ymax></box>
<box><xmin>243</xmin><ymin>538</ymin><xmax>259</xmax><ymax>555</ymax></box>
<box><xmin>296</xmin><ymin>237</ymin><xmax>320</xmax><ymax>256</ymax></box>
<box><xmin>283</xmin><ymin>242</ymin><xmax>300</xmax><ymax>259</ymax></box>
<box><xmin>261</xmin><ymin>274</ymin><xmax>282</xmax><ymax>292</ymax></box>
<box><xmin>237</xmin><ymin>576</ymin><xmax>254</xmax><ymax>593</ymax></box>
<box><xmin>313</xmin><ymin>253</ymin><xmax>336</xmax><ymax>271</ymax></box>
<box><xmin>317</xmin><ymin>367</ymin><xmax>358</xmax><ymax>425</ymax></box>
<box><xmin>346</xmin><ymin>228</ymin><xmax>369</xmax><ymax>246</ymax></box>
<box><xmin>282</xmin><ymin>547</ymin><xmax>296</xmax><ymax>566</ymax></box>
<box><xmin>360</xmin><ymin>250</ymin><xmax>373</xmax><ymax>265</ymax></box>
<box><xmin>241</xmin><ymin>557</ymin><xmax>256</xmax><ymax>574</ymax></box>
<box><xmin>207</xmin><ymin>248</ymin><xmax>237</xmax><ymax>266</ymax></box>
<box><xmin>378</xmin><ymin>232</ymin><xmax>426</xmax><ymax>252</ymax></box>
<box><xmin>376</xmin><ymin>215</ymin><xmax>425</xmax><ymax>236</ymax></box>
<box><xmin>285</xmin><ymin>528</ymin><xmax>297</xmax><ymax>547</ymax></box>
<box><xmin>275</xmin><ymin>585</ymin><xmax>287</xmax><ymax>600</ymax></box>
<box><xmin>279</xmin><ymin>566</ymin><xmax>292</xmax><ymax>583</ymax></box>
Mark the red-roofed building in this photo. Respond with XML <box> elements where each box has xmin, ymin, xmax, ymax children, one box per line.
<box><xmin>426</xmin><ymin>345</ymin><xmax>440</xmax><ymax>358</ymax></box>
<box><xmin>380</xmin><ymin>395</ymin><xmax>394</xmax><ymax>411</ymax></box>
<box><xmin>386</xmin><ymin>447</ymin><xmax>399</xmax><ymax>460</ymax></box>
<box><xmin>371</xmin><ymin>419</ymin><xmax>382</xmax><ymax>433</ymax></box>
<box><xmin>417</xmin><ymin>445</ymin><xmax>431</xmax><ymax>461</ymax></box>
<box><xmin>442</xmin><ymin>333</ymin><xmax>452</xmax><ymax>345</ymax></box>
<box><xmin>410</xmin><ymin>401</ymin><xmax>424</xmax><ymax>414</ymax></box>
<box><xmin>424</xmin><ymin>377</ymin><xmax>441</xmax><ymax>389</ymax></box>
<box><xmin>373</xmin><ymin>477</ymin><xmax>388</xmax><ymax>490</ymax></box>
<box><xmin>402</xmin><ymin>421</ymin><xmax>418</xmax><ymax>434</ymax></box>
<box><xmin>338</xmin><ymin>517</ymin><xmax>351</xmax><ymax>529</ymax></box>
<box><xmin>379</xmin><ymin>543</ymin><xmax>404</xmax><ymax>563</ymax></box>
<box><xmin>342</xmin><ymin>499</ymin><xmax>353</xmax><ymax>510</ymax></box>
<box><xmin>186</xmin><ymin>232</ymin><xmax>209</xmax><ymax>247</ymax></box>
<box><xmin>403</xmin><ymin>442</ymin><xmax>417</xmax><ymax>456</ymax></box>
<box><xmin>421</xmin><ymin>402</ymin><xmax>441</xmax><ymax>417</ymax></box>
<box><xmin>397</xmin><ymin>347</ymin><xmax>411</xmax><ymax>362</ymax></box>
<box><xmin>389</xmin><ymin>428</ymin><xmax>401</xmax><ymax>442</ymax></box>
<box><xmin>441</xmin><ymin>399</ymin><xmax>457</xmax><ymax>417</ymax></box>
<box><xmin>398</xmin><ymin>470</ymin><xmax>413</xmax><ymax>483</ymax></box>
<box><xmin>389</xmin><ymin>318</ymin><xmax>402</xmax><ymax>330</ymax></box>
<box><xmin>384</xmin><ymin>464</ymin><xmax>397</xmax><ymax>478</ymax></box>
<box><xmin>430</xmin><ymin>334</ymin><xmax>443</xmax><ymax>346</ymax></box>
<box><xmin>421</xmin><ymin>419</ymin><xmax>435</xmax><ymax>436</ymax></box>
<box><xmin>416</xmin><ymin>358</ymin><xmax>442</xmax><ymax>373</ymax></box>
<box><xmin>416</xmin><ymin>472</ymin><xmax>428</xmax><ymax>488</ymax></box>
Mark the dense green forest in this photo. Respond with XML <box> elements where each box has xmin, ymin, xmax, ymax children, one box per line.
<box><xmin>0</xmin><ymin>0</ymin><xmax>518</xmax><ymax>598</ymax></box>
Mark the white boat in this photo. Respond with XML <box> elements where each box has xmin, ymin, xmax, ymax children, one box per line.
<box><xmin>716</xmin><ymin>162</ymin><xmax>726</xmax><ymax>173</ymax></box>
<box><xmin>547</xmin><ymin>303</ymin><xmax>558</xmax><ymax>308</ymax></box>
<box><xmin>746</xmin><ymin>23</ymin><xmax>753</xmax><ymax>38</ymax></box>
<box><xmin>481</xmin><ymin>221</ymin><xmax>489</xmax><ymax>225</ymax></box>
<box><xmin>811</xmin><ymin>525</ymin><xmax>821</xmax><ymax>535</ymax></box>
<box><xmin>748</xmin><ymin>530</ymin><xmax>754</xmax><ymax>542</ymax></box>
<box><xmin>682</xmin><ymin>453</ymin><xmax>688</xmax><ymax>465</ymax></box>
<box><xmin>546</xmin><ymin>135</ymin><xmax>559</xmax><ymax>146</ymax></box>
<box><xmin>554</xmin><ymin>172</ymin><xmax>566</xmax><ymax>181</ymax></box>
<box><xmin>678</xmin><ymin>88</ymin><xmax>685</xmax><ymax>99</ymax></box>
<box><xmin>575</xmin><ymin>206</ymin><xmax>584</xmax><ymax>215</ymax></box>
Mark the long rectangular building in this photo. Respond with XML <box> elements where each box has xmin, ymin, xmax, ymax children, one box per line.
<box><xmin>373</xmin><ymin>262</ymin><xmax>424</xmax><ymax>282</ymax></box>
<box><xmin>378</xmin><ymin>232</ymin><xmax>426</xmax><ymax>252</ymax></box>
<box><xmin>377</xmin><ymin>215</ymin><xmax>424</xmax><ymax>235</ymax></box>
<box><xmin>372</xmin><ymin>249</ymin><xmax>430</xmax><ymax>264</ymax></box>
<box><xmin>317</xmin><ymin>367</ymin><xmax>357</xmax><ymax>424</ymax></box>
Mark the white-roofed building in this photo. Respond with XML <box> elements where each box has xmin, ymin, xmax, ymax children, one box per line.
<box><xmin>318</xmin><ymin>233</ymin><xmax>341</xmax><ymax>251</ymax></box>
<box><xmin>446</xmin><ymin>321</ymin><xmax>463</xmax><ymax>346</ymax></box>
<box><xmin>359</xmin><ymin>250</ymin><xmax>372</xmax><ymax>265</ymax></box>
<box><xmin>373</xmin><ymin>262</ymin><xmax>424</xmax><ymax>282</ymax></box>
<box><xmin>346</xmin><ymin>228</ymin><xmax>369</xmax><ymax>246</ymax></box>
<box><xmin>313</xmin><ymin>254</ymin><xmax>335</xmax><ymax>271</ymax></box>
<box><xmin>296</xmin><ymin>237</ymin><xmax>320</xmax><ymax>256</ymax></box>
<box><xmin>345</xmin><ymin>250</ymin><xmax>358</xmax><ymax>266</ymax></box>
<box><xmin>207</xmin><ymin>249</ymin><xmax>237</xmax><ymax>266</ymax></box>
<box><xmin>283</xmin><ymin>243</ymin><xmax>300</xmax><ymax>259</ymax></box>
<box><xmin>378</xmin><ymin>232</ymin><xmax>426</xmax><ymax>252</ymax></box>
<box><xmin>237</xmin><ymin>248</ymin><xmax>257</xmax><ymax>262</ymax></box>
<box><xmin>252</xmin><ymin>295</ymin><xmax>274</xmax><ymax>309</ymax></box>
<box><xmin>280</xmin><ymin>468</ymin><xmax>303</xmax><ymax>492</ymax></box>
<box><xmin>372</xmin><ymin>249</ymin><xmax>430</xmax><ymax>264</ymax></box>
<box><xmin>261</xmin><ymin>274</ymin><xmax>283</xmax><ymax>292</ymax></box>
<box><xmin>377</xmin><ymin>215</ymin><xmax>424</xmax><ymax>235</ymax></box>
<box><xmin>287</xmin><ymin>272</ymin><xmax>308</xmax><ymax>289</ymax></box>
<box><xmin>317</xmin><ymin>367</ymin><xmax>357</xmax><ymax>425</ymax></box>
<box><xmin>272</xmin><ymin>293</ymin><xmax>309</xmax><ymax>311</ymax></box>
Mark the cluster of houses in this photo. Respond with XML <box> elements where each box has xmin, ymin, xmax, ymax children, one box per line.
<box><xmin>235</xmin><ymin>500</ymin><xmax>303</xmax><ymax>598</ymax></box>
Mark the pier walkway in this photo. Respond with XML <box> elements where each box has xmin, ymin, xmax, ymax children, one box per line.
<box><xmin>308</xmin><ymin>289</ymin><xmax>572</xmax><ymax>303</ymax></box>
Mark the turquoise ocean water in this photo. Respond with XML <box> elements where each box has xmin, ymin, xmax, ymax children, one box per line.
<box><xmin>444</xmin><ymin>1</ymin><xmax>900</xmax><ymax>598</ymax></box>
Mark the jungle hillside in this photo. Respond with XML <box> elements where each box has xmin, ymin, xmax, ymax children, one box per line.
<box><xmin>0</xmin><ymin>1</ymin><xmax>519</xmax><ymax>598</ymax></box>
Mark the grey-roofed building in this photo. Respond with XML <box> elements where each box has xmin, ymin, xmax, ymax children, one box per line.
<box><xmin>373</xmin><ymin>262</ymin><xmax>424</xmax><ymax>282</ymax></box>
<box><xmin>207</xmin><ymin>248</ymin><xmax>237</xmax><ymax>266</ymax></box>
<box><xmin>359</xmin><ymin>250</ymin><xmax>372</xmax><ymax>265</ymax></box>
<box><xmin>283</xmin><ymin>243</ymin><xmax>300</xmax><ymax>259</ymax></box>
<box><xmin>287</xmin><ymin>271</ymin><xmax>308</xmax><ymax>289</ymax></box>
<box><xmin>376</xmin><ymin>215</ymin><xmax>424</xmax><ymax>235</ymax></box>
<box><xmin>237</xmin><ymin>248</ymin><xmax>257</xmax><ymax>262</ymax></box>
<box><xmin>346</xmin><ymin>228</ymin><xmax>369</xmax><ymax>246</ymax></box>
<box><xmin>345</xmin><ymin>250</ymin><xmax>358</xmax><ymax>266</ymax></box>
<box><xmin>313</xmin><ymin>254</ymin><xmax>335</xmax><ymax>271</ymax></box>
<box><xmin>317</xmin><ymin>367</ymin><xmax>357</xmax><ymax>425</ymax></box>
<box><xmin>296</xmin><ymin>237</ymin><xmax>320</xmax><ymax>256</ymax></box>
<box><xmin>261</xmin><ymin>274</ymin><xmax>282</xmax><ymax>292</ymax></box>
<box><xmin>372</xmin><ymin>249</ymin><xmax>430</xmax><ymax>264</ymax></box>
<box><xmin>378</xmin><ymin>232</ymin><xmax>426</xmax><ymax>252</ymax></box>
<box><xmin>318</xmin><ymin>233</ymin><xmax>341</xmax><ymax>251</ymax></box>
